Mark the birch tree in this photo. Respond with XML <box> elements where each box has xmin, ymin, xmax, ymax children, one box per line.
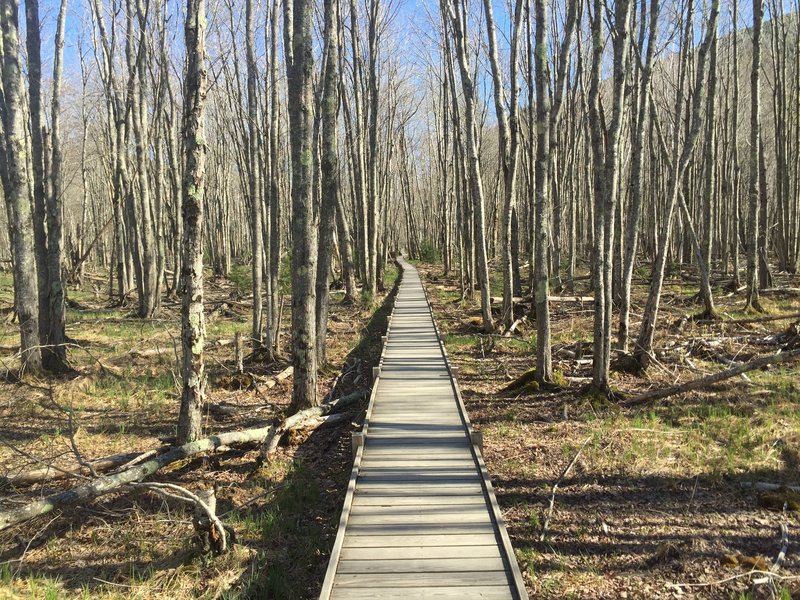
<box><xmin>0</xmin><ymin>0</ymin><xmax>41</xmax><ymax>372</ymax></box>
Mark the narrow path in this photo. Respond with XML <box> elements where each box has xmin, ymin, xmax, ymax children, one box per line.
<box><xmin>320</xmin><ymin>258</ymin><xmax>528</xmax><ymax>600</ymax></box>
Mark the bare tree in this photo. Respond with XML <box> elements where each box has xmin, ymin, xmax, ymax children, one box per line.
<box><xmin>745</xmin><ymin>0</ymin><xmax>764</xmax><ymax>311</ymax></box>
<box><xmin>177</xmin><ymin>0</ymin><xmax>208</xmax><ymax>444</ymax></box>
<box><xmin>443</xmin><ymin>0</ymin><xmax>494</xmax><ymax>333</ymax></box>
<box><xmin>1</xmin><ymin>0</ymin><xmax>41</xmax><ymax>372</ymax></box>
<box><xmin>286</xmin><ymin>0</ymin><xmax>319</xmax><ymax>411</ymax></box>
<box><xmin>316</xmin><ymin>0</ymin><xmax>342</xmax><ymax>365</ymax></box>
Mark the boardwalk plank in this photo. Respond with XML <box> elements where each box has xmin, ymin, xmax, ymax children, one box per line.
<box><xmin>329</xmin><ymin>586</ymin><xmax>513</xmax><ymax>599</ymax></box>
<box><xmin>339</xmin><ymin>545</ymin><xmax>503</xmax><ymax>560</ymax></box>
<box><xmin>336</xmin><ymin>557</ymin><xmax>506</xmax><ymax>573</ymax></box>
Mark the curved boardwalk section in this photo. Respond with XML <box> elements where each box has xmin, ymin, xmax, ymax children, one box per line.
<box><xmin>320</xmin><ymin>258</ymin><xmax>528</xmax><ymax>600</ymax></box>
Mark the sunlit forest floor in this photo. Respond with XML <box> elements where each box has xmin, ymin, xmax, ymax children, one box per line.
<box><xmin>0</xmin><ymin>264</ymin><xmax>399</xmax><ymax>599</ymax></box>
<box><xmin>418</xmin><ymin>260</ymin><xmax>800</xmax><ymax>600</ymax></box>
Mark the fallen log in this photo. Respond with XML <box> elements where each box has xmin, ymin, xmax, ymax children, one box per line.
<box><xmin>696</xmin><ymin>311</ymin><xmax>800</xmax><ymax>326</ymax></box>
<box><xmin>740</xmin><ymin>481</ymin><xmax>800</xmax><ymax>494</ymax></box>
<box><xmin>0</xmin><ymin>426</ymin><xmax>273</xmax><ymax>532</ymax></box>
<box><xmin>260</xmin><ymin>389</ymin><xmax>369</xmax><ymax>458</ymax></box>
<box><xmin>253</xmin><ymin>365</ymin><xmax>294</xmax><ymax>389</ymax></box>
<box><xmin>130</xmin><ymin>347</ymin><xmax>173</xmax><ymax>359</ymax></box>
<box><xmin>0</xmin><ymin>388</ymin><xmax>370</xmax><ymax>532</ymax></box>
<box><xmin>625</xmin><ymin>348</ymin><xmax>800</xmax><ymax>406</ymax></box>
<box><xmin>1</xmin><ymin>451</ymin><xmax>149</xmax><ymax>487</ymax></box>
<box><xmin>490</xmin><ymin>295</ymin><xmax>594</xmax><ymax>305</ymax></box>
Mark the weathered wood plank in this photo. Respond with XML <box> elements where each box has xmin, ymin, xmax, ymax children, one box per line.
<box><xmin>339</xmin><ymin>545</ymin><xmax>503</xmax><ymax>560</ymax></box>
<box><xmin>341</xmin><ymin>533</ymin><xmax>501</xmax><ymax>547</ymax></box>
<box><xmin>351</xmin><ymin>495</ymin><xmax>487</xmax><ymax>506</ymax></box>
<box><xmin>329</xmin><ymin>586</ymin><xmax>513</xmax><ymax>599</ymax></box>
<box><xmin>344</xmin><ymin>522</ymin><xmax>496</xmax><ymax>535</ymax></box>
<box><xmin>346</xmin><ymin>511</ymin><xmax>490</xmax><ymax>525</ymax></box>
<box><xmin>333</xmin><ymin>571</ymin><xmax>512</xmax><ymax>588</ymax></box>
<box><xmin>336</xmin><ymin>557</ymin><xmax>506</xmax><ymax>574</ymax></box>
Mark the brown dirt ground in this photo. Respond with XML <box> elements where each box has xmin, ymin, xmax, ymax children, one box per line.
<box><xmin>417</xmin><ymin>261</ymin><xmax>800</xmax><ymax>600</ymax></box>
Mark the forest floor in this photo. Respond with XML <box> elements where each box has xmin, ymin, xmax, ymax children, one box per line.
<box><xmin>0</xmin><ymin>263</ymin><xmax>399</xmax><ymax>599</ymax></box>
<box><xmin>417</xmin><ymin>261</ymin><xmax>800</xmax><ymax>600</ymax></box>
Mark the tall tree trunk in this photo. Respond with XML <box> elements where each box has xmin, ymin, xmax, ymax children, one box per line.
<box><xmin>286</xmin><ymin>0</ymin><xmax>319</xmax><ymax>411</ymax></box>
<box><xmin>1</xmin><ymin>0</ymin><xmax>42</xmax><ymax>372</ymax></box>
<box><xmin>177</xmin><ymin>0</ymin><xmax>208</xmax><ymax>445</ymax></box>
<box><xmin>745</xmin><ymin>0</ymin><xmax>764</xmax><ymax>311</ymax></box>
<box><xmin>315</xmin><ymin>0</ymin><xmax>341</xmax><ymax>365</ymax></box>
<box><xmin>619</xmin><ymin>0</ymin><xmax>660</xmax><ymax>351</ymax></box>
<box><xmin>698</xmin><ymin>17</ymin><xmax>718</xmax><ymax>318</ymax></box>
<box><xmin>482</xmin><ymin>0</ymin><xmax>522</xmax><ymax>330</ymax></box>
<box><xmin>246</xmin><ymin>0</ymin><xmax>264</xmax><ymax>349</ymax></box>
<box><xmin>44</xmin><ymin>0</ymin><xmax>69</xmax><ymax>371</ymax></box>
<box><xmin>23</xmin><ymin>0</ymin><xmax>50</xmax><ymax>350</ymax></box>
<box><xmin>267</xmin><ymin>0</ymin><xmax>282</xmax><ymax>354</ymax></box>
<box><xmin>533</xmin><ymin>0</ymin><xmax>577</xmax><ymax>383</ymax></box>
<box><xmin>533</xmin><ymin>0</ymin><xmax>554</xmax><ymax>382</ymax></box>
<box><xmin>444</xmin><ymin>0</ymin><xmax>494</xmax><ymax>333</ymax></box>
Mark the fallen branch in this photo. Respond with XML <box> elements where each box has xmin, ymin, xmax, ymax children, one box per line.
<box><xmin>696</xmin><ymin>311</ymin><xmax>800</xmax><ymax>326</ymax></box>
<box><xmin>540</xmin><ymin>436</ymin><xmax>592</xmax><ymax>541</ymax></box>
<box><xmin>254</xmin><ymin>365</ymin><xmax>294</xmax><ymax>389</ymax></box>
<box><xmin>490</xmin><ymin>295</ymin><xmax>594</xmax><ymax>305</ymax></box>
<box><xmin>740</xmin><ymin>481</ymin><xmax>800</xmax><ymax>493</ymax></box>
<box><xmin>771</xmin><ymin>523</ymin><xmax>789</xmax><ymax>573</ymax></box>
<box><xmin>1</xmin><ymin>451</ymin><xmax>149</xmax><ymax>487</ymax></box>
<box><xmin>259</xmin><ymin>389</ymin><xmax>368</xmax><ymax>459</ymax></box>
<box><xmin>129</xmin><ymin>482</ymin><xmax>229</xmax><ymax>555</ymax></box>
<box><xmin>625</xmin><ymin>348</ymin><xmax>800</xmax><ymax>406</ymax></box>
<box><xmin>0</xmin><ymin>426</ymin><xmax>273</xmax><ymax>532</ymax></box>
<box><xmin>667</xmin><ymin>570</ymin><xmax>800</xmax><ymax>591</ymax></box>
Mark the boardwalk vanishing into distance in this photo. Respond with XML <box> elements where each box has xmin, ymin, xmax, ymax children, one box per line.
<box><xmin>320</xmin><ymin>257</ymin><xmax>528</xmax><ymax>600</ymax></box>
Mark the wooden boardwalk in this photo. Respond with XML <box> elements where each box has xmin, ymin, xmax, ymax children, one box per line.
<box><xmin>320</xmin><ymin>258</ymin><xmax>528</xmax><ymax>600</ymax></box>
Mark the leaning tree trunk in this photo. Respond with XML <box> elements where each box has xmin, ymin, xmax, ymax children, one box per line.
<box><xmin>177</xmin><ymin>0</ymin><xmax>208</xmax><ymax>445</ymax></box>
<box><xmin>1</xmin><ymin>0</ymin><xmax>42</xmax><ymax>373</ymax></box>
<box><xmin>634</xmin><ymin>0</ymin><xmax>719</xmax><ymax>369</ymax></box>
<box><xmin>286</xmin><ymin>0</ymin><xmax>319</xmax><ymax>412</ymax></box>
